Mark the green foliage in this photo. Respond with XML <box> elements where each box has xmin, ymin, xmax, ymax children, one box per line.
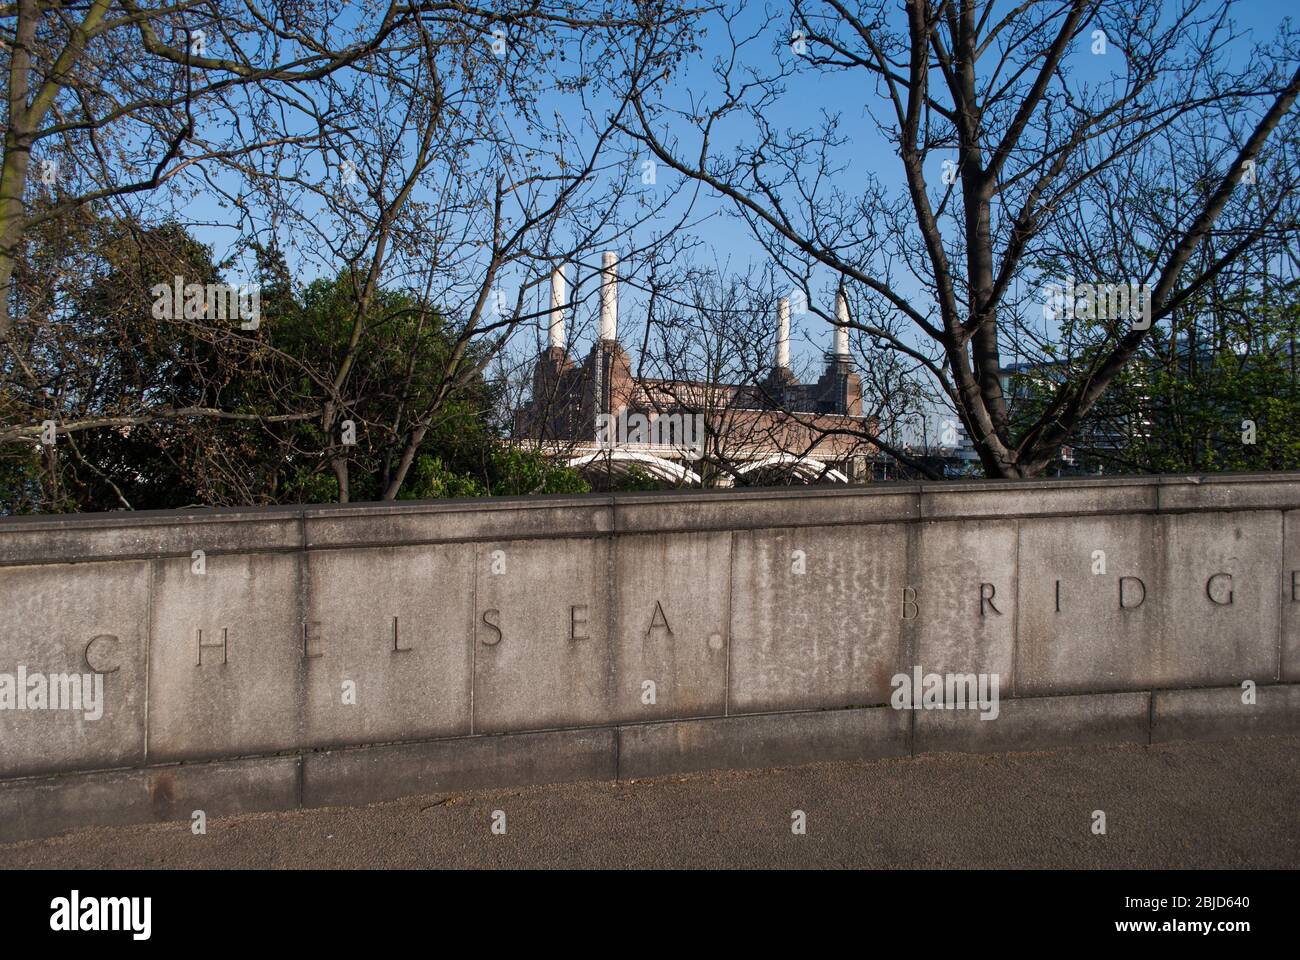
<box><xmin>263</xmin><ymin>270</ymin><xmax>502</xmax><ymax>504</ymax></box>
<box><xmin>399</xmin><ymin>447</ymin><xmax>590</xmax><ymax>500</ymax></box>
<box><xmin>1009</xmin><ymin>283</ymin><xmax>1300</xmax><ymax>475</ymax></box>
<box><xmin>605</xmin><ymin>464</ymin><xmax>675</xmax><ymax>491</ymax></box>
<box><xmin>1139</xmin><ymin>339</ymin><xmax>1300</xmax><ymax>473</ymax></box>
<box><xmin>487</xmin><ymin>447</ymin><xmax>591</xmax><ymax>496</ymax></box>
<box><xmin>400</xmin><ymin>454</ymin><xmax>489</xmax><ymax>499</ymax></box>
<box><xmin>279</xmin><ymin>465</ymin><xmax>342</xmax><ymax>505</ymax></box>
<box><xmin>3</xmin><ymin>214</ymin><xmax>593</xmax><ymax>512</ymax></box>
<box><xmin>0</xmin><ymin>446</ymin><xmax>43</xmax><ymax>514</ymax></box>
<box><xmin>561</xmin><ymin>460</ymin><xmax>678</xmax><ymax>492</ymax></box>
<box><xmin>2</xmin><ymin>215</ymin><xmax>247</xmax><ymax>512</ymax></box>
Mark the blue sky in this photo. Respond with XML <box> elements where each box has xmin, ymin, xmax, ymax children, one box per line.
<box><xmin>183</xmin><ymin>1</ymin><xmax>1297</xmax><ymax>376</ymax></box>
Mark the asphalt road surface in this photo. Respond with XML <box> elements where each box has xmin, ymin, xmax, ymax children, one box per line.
<box><xmin>4</xmin><ymin>736</ymin><xmax>1297</xmax><ymax>869</ymax></box>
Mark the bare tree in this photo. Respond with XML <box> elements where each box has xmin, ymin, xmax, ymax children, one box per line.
<box><xmin>1</xmin><ymin>0</ymin><xmax>703</xmax><ymax>505</ymax></box>
<box><xmin>620</xmin><ymin>0</ymin><xmax>1300</xmax><ymax>477</ymax></box>
<box><xmin>633</xmin><ymin>261</ymin><xmax>886</xmax><ymax>486</ymax></box>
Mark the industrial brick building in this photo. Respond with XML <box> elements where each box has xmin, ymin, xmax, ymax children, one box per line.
<box><xmin>515</xmin><ymin>253</ymin><xmax>878</xmax><ymax>487</ymax></box>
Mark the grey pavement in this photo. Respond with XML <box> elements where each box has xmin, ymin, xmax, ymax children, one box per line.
<box><xmin>3</xmin><ymin>736</ymin><xmax>1297</xmax><ymax>869</ymax></box>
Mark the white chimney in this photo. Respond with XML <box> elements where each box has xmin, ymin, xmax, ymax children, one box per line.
<box><xmin>548</xmin><ymin>265</ymin><xmax>566</xmax><ymax>350</ymax></box>
<box><xmin>776</xmin><ymin>297</ymin><xmax>790</xmax><ymax>368</ymax></box>
<box><xmin>599</xmin><ymin>251</ymin><xmax>618</xmax><ymax>342</ymax></box>
<box><xmin>834</xmin><ymin>289</ymin><xmax>850</xmax><ymax>357</ymax></box>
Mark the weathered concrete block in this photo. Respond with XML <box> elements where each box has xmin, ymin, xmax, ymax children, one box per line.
<box><xmin>1020</xmin><ymin>512</ymin><xmax>1280</xmax><ymax>695</ymax></box>
<box><xmin>617</xmin><ymin>706</ymin><xmax>909</xmax><ymax>779</ymax></box>
<box><xmin>1158</xmin><ymin>474</ymin><xmax>1300</xmax><ymax>513</ymax></box>
<box><xmin>610</xmin><ymin>531</ymin><xmax>729</xmax><ymax>723</ymax></box>
<box><xmin>920</xmin><ymin>476</ymin><xmax>1156</xmax><ymax>521</ymax></box>
<box><xmin>303</xmin><ymin>544</ymin><xmax>473</xmax><ymax>746</ymax></box>
<box><xmin>0</xmin><ymin>508</ymin><xmax>301</xmax><ymax>566</ymax></box>
<box><xmin>0</xmin><ymin>561</ymin><xmax>148</xmax><ymax>778</ymax></box>
<box><xmin>729</xmin><ymin>524</ymin><xmax>905</xmax><ymax>712</ymax></box>
<box><xmin>613</xmin><ymin>486</ymin><xmax>920</xmax><ymax>534</ymax></box>
<box><xmin>0</xmin><ymin>755</ymin><xmax>300</xmax><ymax>844</ymax></box>
<box><xmin>301</xmin><ymin>729</ymin><xmax>616</xmax><ymax>807</ymax></box>
<box><xmin>147</xmin><ymin>552</ymin><xmax>303</xmax><ymax>761</ymax></box>
<box><xmin>1158</xmin><ymin>510</ymin><xmax>1280</xmax><ymax>685</ymax></box>
<box><xmin>304</xmin><ymin>495</ymin><xmax>612</xmax><ymax>549</ymax></box>
<box><xmin>1152</xmin><ymin>683</ymin><xmax>1300</xmax><ymax>742</ymax></box>
<box><xmin>914</xmin><ymin>691</ymin><xmax>1149</xmax><ymax>754</ymax></box>
<box><xmin>1018</xmin><ymin>514</ymin><xmax>1163</xmax><ymax>694</ymax></box>
<box><xmin>472</xmin><ymin>537</ymin><xmax>612</xmax><ymax>732</ymax></box>
<box><xmin>1283</xmin><ymin>510</ymin><xmax>1300</xmax><ymax>682</ymax></box>
<box><xmin>915</xmin><ymin>520</ymin><xmax>1018</xmax><ymax>693</ymax></box>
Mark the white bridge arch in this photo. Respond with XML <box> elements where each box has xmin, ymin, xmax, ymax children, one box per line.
<box><xmin>566</xmin><ymin>450</ymin><xmax>702</xmax><ymax>485</ymax></box>
<box><xmin>734</xmin><ymin>454</ymin><xmax>849</xmax><ymax>484</ymax></box>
